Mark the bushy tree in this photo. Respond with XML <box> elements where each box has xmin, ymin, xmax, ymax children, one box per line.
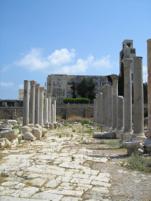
<box><xmin>76</xmin><ymin>78</ymin><xmax>96</xmax><ymax>101</ymax></box>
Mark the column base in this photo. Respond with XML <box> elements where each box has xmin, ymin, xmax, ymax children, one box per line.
<box><xmin>131</xmin><ymin>133</ymin><xmax>145</xmax><ymax>142</ymax></box>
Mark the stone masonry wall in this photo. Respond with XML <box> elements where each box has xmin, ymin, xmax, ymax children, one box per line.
<box><xmin>0</xmin><ymin>107</ymin><xmax>23</xmax><ymax>119</ymax></box>
<box><xmin>0</xmin><ymin>104</ymin><xmax>94</xmax><ymax>120</ymax></box>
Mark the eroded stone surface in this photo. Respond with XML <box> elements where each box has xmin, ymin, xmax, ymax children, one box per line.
<box><xmin>0</xmin><ymin>123</ymin><xmax>111</xmax><ymax>200</ymax></box>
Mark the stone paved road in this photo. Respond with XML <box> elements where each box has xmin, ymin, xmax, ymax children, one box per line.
<box><xmin>0</xmin><ymin>124</ymin><xmax>111</xmax><ymax>201</ymax></box>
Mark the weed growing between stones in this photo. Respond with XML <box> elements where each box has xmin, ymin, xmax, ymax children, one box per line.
<box><xmin>123</xmin><ymin>153</ymin><xmax>151</xmax><ymax>172</ymax></box>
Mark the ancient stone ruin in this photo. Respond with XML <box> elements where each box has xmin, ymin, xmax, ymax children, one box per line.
<box><xmin>93</xmin><ymin>39</ymin><xmax>151</xmax><ymax>154</ymax></box>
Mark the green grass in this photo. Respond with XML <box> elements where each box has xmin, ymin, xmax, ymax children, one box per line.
<box><xmin>100</xmin><ymin>139</ymin><xmax>122</xmax><ymax>148</ymax></box>
<box><xmin>80</xmin><ymin>119</ymin><xmax>93</xmax><ymax>126</ymax></box>
<box><xmin>125</xmin><ymin>153</ymin><xmax>151</xmax><ymax>172</ymax></box>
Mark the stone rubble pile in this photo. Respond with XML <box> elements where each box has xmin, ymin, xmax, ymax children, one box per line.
<box><xmin>0</xmin><ymin>80</ymin><xmax>59</xmax><ymax>149</ymax></box>
<box><xmin>94</xmin><ymin>39</ymin><xmax>151</xmax><ymax>154</ymax></box>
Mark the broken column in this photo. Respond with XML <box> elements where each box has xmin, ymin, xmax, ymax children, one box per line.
<box><xmin>51</xmin><ymin>99</ymin><xmax>57</xmax><ymax>124</ymax></box>
<box><xmin>117</xmin><ymin>96</ymin><xmax>124</xmax><ymax>131</ymax></box>
<box><xmin>35</xmin><ymin>84</ymin><xmax>40</xmax><ymax>124</ymax></box>
<box><xmin>39</xmin><ymin>87</ymin><xmax>44</xmax><ymax>126</ymax></box>
<box><xmin>123</xmin><ymin>58</ymin><xmax>133</xmax><ymax>133</ymax></box>
<box><xmin>112</xmin><ymin>75</ymin><xmax>118</xmax><ymax>130</ymax></box>
<box><xmin>48</xmin><ymin>95</ymin><xmax>52</xmax><ymax>124</ymax></box>
<box><xmin>44</xmin><ymin>94</ymin><xmax>48</xmax><ymax>125</ymax></box>
<box><xmin>29</xmin><ymin>80</ymin><xmax>36</xmax><ymax>124</ymax></box>
<box><xmin>23</xmin><ymin>80</ymin><xmax>30</xmax><ymax>125</ymax></box>
<box><xmin>133</xmin><ymin>56</ymin><xmax>144</xmax><ymax>137</ymax></box>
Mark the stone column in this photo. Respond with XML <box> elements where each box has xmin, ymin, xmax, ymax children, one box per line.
<box><xmin>98</xmin><ymin>92</ymin><xmax>103</xmax><ymax>125</ymax></box>
<box><xmin>44</xmin><ymin>96</ymin><xmax>48</xmax><ymax>125</ymax></box>
<box><xmin>39</xmin><ymin>87</ymin><xmax>44</xmax><ymax>126</ymax></box>
<box><xmin>112</xmin><ymin>76</ymin><xmax>118</xmax><ymax>130</ymax></box>
<box><xmin>102</xmin><ymin>85</ymin><xmax>108</xmax><ymax>127</ymax></box>
<box><xmin>107</xmin><ymin>85</ymin><xmax>113</xmax><ymax>128</ymax></box>
<box><xmin>96</xmin><ymin>94</ymin><xmax>100</xmax><ymax>123</ymax></box>
<box><xmin>23</xmin><ymin>80</ymin><xmax>30</xmax><ymax>125</ymax></box>
<box><xmin>48</xmin><ymin>95</ymin><xmax>52</xmax><ymax>124</ymax></box>
<box><xmin>133</xmin><ymin>56</ymin><xmax>144</xmax><ymax>136</ymax></box>
<box><xmin>117</xmin><ymin>96</ymin><xmax>124</xmax><ymax>131</ymax></box>
<box><xmin>29</xmin><ymin>80</ymin><xmax>36</xmax><ymax>124</ymax></box>
<box><xmin>93</xmin><ymin>98</ymin><xmax>97</xmax><ymax>122</ymax></box>
<box><xmin>147</xmin><ymin>39</ymin><xmax>151</xmax><ymax>136</ymax></box>
<box><xmin>35</xmin><ymin>84</ymin><xmax>40</xmax><ymax>124</ymax></box>
<box><xmin>53</xmin><ymin>99</ymin><xmax>57</xmax><ymax>123</ymax></box>
<box><xmin>123</xmin><ymin>58</ymin><xmax>133</xmax><ymax>133</ymax></box>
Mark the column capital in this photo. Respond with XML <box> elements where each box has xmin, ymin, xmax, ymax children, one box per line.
<box><xmin>111</xmin><ymin>74</ymin><xmax>118</xmax><ymax>81</ymax></box>
<box><xmin>30</xmin><ymin>80</ymin><xmax>36</xmax><ymax>86</ymax></box>
<box><xmin>39</xmin><ymin>86</ymin><xmax>45</xmax><ymax>91</ymax></box>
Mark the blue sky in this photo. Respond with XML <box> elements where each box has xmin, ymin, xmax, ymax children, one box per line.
<box><xmin>0</xmin><ymin>0</ymin><xmax>151</xmax><ymax>99</ymax></box>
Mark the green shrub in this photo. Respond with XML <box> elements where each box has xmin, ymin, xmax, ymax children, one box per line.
<box><xmin>63</xmin><ymin>97</ymin><xmax>90</xmax><ymax>104</ymax></box>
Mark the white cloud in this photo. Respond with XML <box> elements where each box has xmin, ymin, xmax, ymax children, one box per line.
<box><xmin>0</xmin><ymin>81</ymin><xmax>14</xmax><ymax>87</ymax></box>
<box><xmin>48</xmin><ymin>48</ymin><xmax>75</xmax><ymax>65</ymax></box>
<box><xmin>16</xmin><ymin>48</ymin><xmax>113</xmax><ymax>75</ymax></box>
<box><xmin>16</xmin><ymin>48</ymin><xmax>49</xmax><ymax>70</ymax></box>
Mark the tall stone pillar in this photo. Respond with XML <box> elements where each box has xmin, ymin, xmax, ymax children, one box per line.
<box><xmin>147</xmin><ymin>39</ymin><xmax>151</xmax><ymax>136</ymax></box>
<box><xmin>98</xmin><ymin>92</ymin><xmax>103</xmax><ymax>125</ymax></box>
<box><xmin>96</xmin><ymin>94</ymin><xmax>100</xmax><ymax>123</ymax></box>
<box><xmin>35</xmin><ymin>84</ymin><xmax>40</xmax><ymax>124</ymax></box>
<box><xmin>102</xmin><ymin>85</ymin><xmax>108</xmax><ymax>128</ymax></box>
<box><xmin>107</xmin><ymin>85</ymin><xmax>113</xmax><ymax>128</ymax></box>
<box><xmin>112</xmin><ymin>76</ymin><xmax>118</xmax><ymax>130</ymax></box>
<box><xmin>48</xmin><ymin>95</ymin><xmax>52</xmax><ymax>124</ymax></box>
<box><xmin>123</xmin><ymin>58</ymin><xmax>133</xmax><ymax>133</ymax></box>
<box><xmin>93</xmin><ymin>98</ymin><xmax>97</xmax><ymax>122</ymax></box>
<box><xmin>51</xmin><ymin>101</ymin><xmax>56</xmax><ymax>124</ymax></box>
<box><xmin>133</xmin><ymin>56</ymin><xmax>144</xmax><ymax>136</ymax></box>
<box><xmin>39</xmin><ymin>87</ymin><xmax>44</xmax><ymax>126</ymax></box>
<box><xmin>53</xmin><ymin>99</ymin><xmax>57</xmax><ymax>123</ymax></box>
<box><xmin>44</xmin><ymin>96</ymin><xmax>48</xmax><ymax>125</ymax></box>
<box><xmin>117</xmin><ymin>96</ymin><xmax>124</xmax><ymax>131</ymax></box>
<box><xmin>23</xmin><ymin>80</ymin><xmax>30</xmax><ymax>125</ymax></box>
<box><xmin>29</xmin><ymin>80</ymin><xmax>36</xmax><ymax>124</ymax></box>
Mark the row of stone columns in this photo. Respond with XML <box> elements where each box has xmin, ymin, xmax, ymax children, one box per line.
<box><xmin>94</xmin><ymin>55</ymin><xmax>144</xmax><ymax>139</ymax></box>
<box><xmin>23</xmin><ymin>80</ymin><xmax>57</xmax><ymax>126</ymax></box>
<box><xmin>94</xmin><ymin>76</ymin><xmax>124</xmax><ymax>132</ymax></box>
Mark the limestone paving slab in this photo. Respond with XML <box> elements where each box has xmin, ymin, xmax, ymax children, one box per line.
<box><xmin>0</xmin><ymin>196</ymin><xmax>49</xmax><ymax>201</ymax></box>
<box><xmin>0</xmin><ymin>125</ymin><xmax>111</xmax><ymax>200</ymax></box>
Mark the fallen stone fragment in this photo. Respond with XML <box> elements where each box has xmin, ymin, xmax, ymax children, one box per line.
<box><xmin>21</xmin><ymin>126</ymin><xmax>32</xmax><ymax>134</ymax></box>
<box><xmin>0</xmin><ymin>130</ymin><xmax>18</xmax><ymax>141</ymax></box>
<box><xmin>93</xmin><ymin>132</ymin><xmax>116</xmax><ymax>139</ymax></box>
<box><xmin>32</xmin><ymin>127</ymin><xmax>42</xmax><ymax>140</ymax></box>
<box><xmin>144</xmin><ymin>138</ymin><xmax>151</xmax><ymax>154</ymax></box>
<box><xmin>0</xmin><ymin>138</ymin><xmax>11</xmax><ymax>149</ymax></box>
<box><xmin>23</xmin><ymin>132</ymin><xmax>36</xmax><ymax>141</ymax></box>
<box><xmin>123</xmin><ymin>141</ymin><xmax>143</xmax><ymax>155</ymax></box>
<box><xmin>42</xmin><ymin>128</ymin><xmax>48</xmax><ymax>137</ymax></box>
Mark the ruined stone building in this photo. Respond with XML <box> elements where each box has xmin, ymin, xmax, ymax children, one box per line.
<box><xmin>118</xmin><ymin>40</ymin><xmax>136</xmax><ymax>95</ymax></box>
<box><xmin>47</xmin><ymin>74</ymin><xmax>109</xmax><ymax>103</ymax></box>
